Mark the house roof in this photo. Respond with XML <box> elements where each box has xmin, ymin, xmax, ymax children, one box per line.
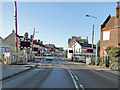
<box><xmin>70</xmin><ymin>39</ymin><xmax>96</xmax><ymax>48</ymax></box>
<box><xmin>17</xmin><ymin>35</ymin><xmax>23</xmax><ymax>39</ymax></box>
<box><xmin>3</xmin><ymin>33</ymin><xmax>14</xmax><ymax>42</ymax></box>
<box><xmin>69</xmin><ymin>39</ymin><xmax>96</xmax><ymax>48</ymax></box>
<box><xmin>0</xmin><ymin>36</ymin><xmax>3</xmax><ymax>40</ymax></box>
<box><xmin>101</xmin><ymin>15</ymin><xmax>115</xmax><ymax>30</ymax></box>
<box><xmin>68</xmin><ymin>38</ymin><xmax>87</xmax><ymax>44</ymax></box>
<box><xmin>79</xmin><ymin>42</ymin><xmax>96</xmax><ymax>48</ymax></box>
<box><xmin>3</xmin><ymin>32</ymin><xmax>31</xmax><ymax>42</ymax></box>
<box><xmin>33</xmin><ymin>40</ymin><xmax>44</xmax><ymax>47</ymax></box>
<box><xmin>45</xmin><ymin>44</ymin><xmax>55</xmax><ymax>48</ymax></box>
<box><xmin>69</xmin><ymin>39</ymin><xmax>88</xmax><ymax>47</ymax></box>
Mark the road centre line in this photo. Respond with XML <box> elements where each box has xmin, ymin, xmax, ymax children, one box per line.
<box><xmin>67</xmin><ymin>68</ymin><xmax>79</xmax><ymax>81</ymax></box>
<box><xmin>65</xmin><ymin>67</ymin><xmax>79</xmax><ymax>89</ymax></box>
<box><xmin>79</xmin><ymin>84</ymin><xmax>84</xmax><ymax>90</ymax></box>
<box><xmin>63</xmin><ymin>64</ymin><xmax>85</xmax><ymax>90</ymax></box>
<box><xmin>75</xmin><ymin>76</ymin><xmax>78</xmax><ymax>80</ymax></box>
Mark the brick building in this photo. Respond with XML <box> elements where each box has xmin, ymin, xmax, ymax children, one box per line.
<box><xmin>2</xmin><ymin>30</ymin><xmax>20</xmax><ymax>53</ymax></box>
<box><xmin>100</xmin><ymin>2</ymin><xmax>120</xmax><ymax>57</ymax></box>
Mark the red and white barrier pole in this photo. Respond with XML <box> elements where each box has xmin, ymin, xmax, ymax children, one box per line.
<box><xmin>15</xmin><ymin>1</ymin><xmax>18</xmax><ymax>53</ymax></box>
<box><xmin>30</xmin><ymin>28</ymin><xmax>35</xmax><ymax>53</ymax></box>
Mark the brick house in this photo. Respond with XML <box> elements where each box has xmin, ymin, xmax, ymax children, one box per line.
<box><xmin>0</xmin><ymin>36</ymin><xmax>3</xmax><ymax>61</ymax></box>
<box><xmin>2</xmin><ymin>30</ymin><xmax>21</xmax><ymax>53</ymax></box>
<box><xmin>100</xmin><ymin>2</ymin><xmax>120</xmax><ymax>57</ymax></box>
<box><xmin>2</xmin><ymin>30</ymin><xmax>31</xmax><ymax>54</ymax></box>
<box><xmin>0</xmin><ymin>36</ymin><xmax>3</xmax><ymax>46</ymax></box>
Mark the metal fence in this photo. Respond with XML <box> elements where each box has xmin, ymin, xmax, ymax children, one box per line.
<box><xmin>2</xmin><ymin>53</ymin><xmax>35</xmax><ymax>65</ymax></box>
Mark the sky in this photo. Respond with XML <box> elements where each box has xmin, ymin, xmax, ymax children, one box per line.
<box><xmin>1</xmin><ymin>2</ymin><xmax>117</xmax><ymax>49</ymax></box>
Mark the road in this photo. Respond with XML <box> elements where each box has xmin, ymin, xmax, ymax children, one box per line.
<box><xmin>2</xmin><ymin>58</ymin><xmax>119</xmax><ymax>89</ymax></box>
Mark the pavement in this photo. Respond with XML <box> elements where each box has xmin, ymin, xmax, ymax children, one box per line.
<box><xmin>85</xmin><ymin>64</ymin><xmax>119</xmax><ymax>76</ymax></box>
<box><xmin>0</xmin><ymin>64</ymin><xmax>36</xmax><ymax>81</ymax></box>
<box><xmin>0</xmin><ymin>58</ymin><xmax>43</xmax><ymax>81</ymax></box>
<box><xmin>64</xmin><ymin>58</ymin><xmax>119</xmax><ymax>77</ymax></box>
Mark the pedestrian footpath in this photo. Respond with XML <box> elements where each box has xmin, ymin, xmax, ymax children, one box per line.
<box><xmin>85</xmin><ymin>64</ymin><xmax>119</xmax><ymax>76</ymax></box>
<box><xmin>64</xmin><ymin>58</ymin><xmax>119</xmax><ymax>77</ymax></box>
<box><xmin>0</xmin><ymin>64</ymin><xmax>36</xmax><ymax>81</ymax></box>
<box><xmin>0</xmin><ymin>58</ymin><xmax>43</xmax><ymax>81</ymax></box>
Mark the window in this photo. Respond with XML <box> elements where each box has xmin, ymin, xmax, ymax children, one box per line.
<box><xmin>103</xmin><ymin>31</ymin><xmax>110</xmax><ymax>41</ymax></box>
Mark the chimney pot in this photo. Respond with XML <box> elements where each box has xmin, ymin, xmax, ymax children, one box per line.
<box><xmin>116</xmin><ymin>2</ymin><xmax>119</xmax><ymax>19</ymax></box>
<box><xmin>117</xmin><ymin>2</ymin><xmax>119</xmax><ymax>7</ymax></box>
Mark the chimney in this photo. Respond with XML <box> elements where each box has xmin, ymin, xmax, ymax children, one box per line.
<box><xmin>24</xmin><ymin>32</ymin><xmax>28</xmax><ymax>40</ymax></box>
<box><xmin>12</xmin><ymin>30</ymin><xmax>15</xmax><ymax>33</ymax></box>
<box><xmin>41</xmin><ymin>41</ymin><xmax>43</xmax><ymax>44</ymax></box>
<box><xmin>77</xmin><ymin>36</ymin><xmax>81</xmax><ymax>40</ymax></box>
<box><xmin>34</xmin><ymin>39</ymin><xmax>37</xmax><ymax>42</ymax></box>
<box><xmin>38</xmin><ymin>39</ymin><xmax>40</xmax><ymax>43</ymax></box>
<box><xmin>116</xmin><ymin>2</ymin><xmax>119</xmax><ymax>19</ymax></box>
<box><xmin>86</xmin><ymin>36</ymin><xmax>88</xmax><ymax>43</ymax></box>
<box><xmin>72</xmin><ymin>36</ymin><xmax>76</xmax><ymax>39</ymax></box>
<box><xmin>30</xmin><ymin>35</ymin><xmax>33</xmax><ymax>41</ymax></box>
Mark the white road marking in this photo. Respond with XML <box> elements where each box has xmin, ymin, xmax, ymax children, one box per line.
<box><xmin>79</xmin><ymin>84</ymin><xmax>84</xmax><ymax>90</ymax></box>
<box><xmin>64</xmin><ymin>66</ymin><xmax>79</xmax><ymax>89</ymax></box>
<box><xmin>67</xmin><ymin>67</ymin><xmax>76</xmax><ymax>76</ymax></box>
<box><xmin>75</xmin><ymin>76</ymin><xmax>78</xmax><ymax>80</ymax></box>
<box><xmin>68</xmin><ymin>68</ymin><xmax>79</xmax><ymax>81</ymax></box>
<box><xmin>63</xmin><ymin>64</ymin><xmax>85</xmax><ymax>90</ymax></box>
<box><xmin>70</xmin><ymin>70</ymin><xmax>74</xmax><ymax>74</ymax></box>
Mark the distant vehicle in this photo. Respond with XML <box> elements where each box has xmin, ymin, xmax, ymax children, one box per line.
<box><xmin>45</xmin><ymin>54</ymin><xmax>53</xmax><ymax>61</ymax></box>
<box><xmin>73</xmin><ymin>56</ymin><xmax>86</xmax><ymax>62</ymax></box>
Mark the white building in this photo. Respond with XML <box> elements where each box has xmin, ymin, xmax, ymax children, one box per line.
<box><xmin>68</xmin><ymin>39</ymin><xmax>96</xmax><ymax>61</ymax></box>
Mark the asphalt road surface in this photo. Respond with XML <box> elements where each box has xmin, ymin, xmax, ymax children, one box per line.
<box><xmin>2</xmin><ymin>58</ymin><xmax>119</xmax><ymax>89</ymax></box>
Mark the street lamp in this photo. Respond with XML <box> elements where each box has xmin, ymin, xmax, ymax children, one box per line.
<box><xmin>86</xmin><ymin>14</ymin><xmax>99</xmax><ymax>66</ymax></box>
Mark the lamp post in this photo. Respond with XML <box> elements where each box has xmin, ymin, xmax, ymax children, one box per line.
<box><xmin>86</xmin><ymin>14</ymin><xmax>99</xmax><ymax>66</ymax></box>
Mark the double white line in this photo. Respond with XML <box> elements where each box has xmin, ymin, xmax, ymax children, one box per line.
<box><xmin>65</xmin><ymin>65</ymin><xmax>84</xmax><ymax>90</ymax></box>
